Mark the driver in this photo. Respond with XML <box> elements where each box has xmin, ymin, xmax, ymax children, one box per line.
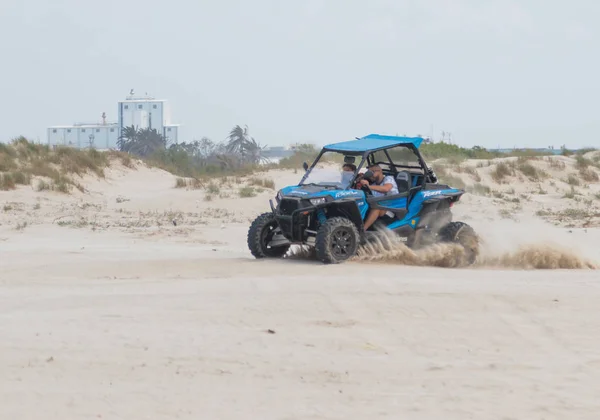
<box><xmin>359</xmin><ymin>164</ymin><xmax>399</xmax><ymax>231</ymax></box>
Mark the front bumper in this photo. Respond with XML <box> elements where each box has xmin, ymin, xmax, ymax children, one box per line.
<box><xmin>271</xmin><ymin>197</ymin><xmax>318</xmax><ymax>244</ymax></box>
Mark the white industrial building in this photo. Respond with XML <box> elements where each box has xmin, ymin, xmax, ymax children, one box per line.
<box><xmin>47</xmin><ymin>91</ymin><xmax>180</xmax><ymax>150</ymax></box>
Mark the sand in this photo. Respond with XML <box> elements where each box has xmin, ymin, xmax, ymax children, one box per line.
<box><xmin>2</xmin><ymin>159</ymin><xmax>600</xmax><ymax>419</ymax></box>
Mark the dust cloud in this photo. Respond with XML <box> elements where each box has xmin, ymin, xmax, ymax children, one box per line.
<box><xmin>353</xmin><ymin>229</ymin><xmax>472</xmax><ymax>268</ymax></box>
<box><xmin>286</xmin><ymin>227</ymin><xmax>598</xmax><ymax>269</ymax></box>
<box><xmin>354</xmin><ymin>228</ymin><xmax>598</xmax><ymax>269</ymax></box>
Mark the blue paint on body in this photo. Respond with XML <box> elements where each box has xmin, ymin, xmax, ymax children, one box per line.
<box><xmin>278</xmin><ymin>184</ymin><xmax>462</xmax><ymax>232</ymax></box>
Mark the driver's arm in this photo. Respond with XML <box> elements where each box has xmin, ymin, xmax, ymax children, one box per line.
<box><xmin>368</xmin><ymin>183</ymin><xmax>393</xmax><ymax>193</ymax></box>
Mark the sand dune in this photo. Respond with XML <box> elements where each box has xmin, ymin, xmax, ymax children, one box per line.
<box><xmin>2</xmin><ymin>155</ymin><xmax>600</xmax><ymax>419</ymax></box>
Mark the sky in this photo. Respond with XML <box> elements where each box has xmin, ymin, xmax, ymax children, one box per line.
<box><xmin>0</xmin><ymin>0</ymin><xmax>598</xmax><ymax>149</ymax></box>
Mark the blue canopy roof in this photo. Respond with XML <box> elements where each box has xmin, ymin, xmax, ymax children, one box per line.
<box><xmin>323</xmin><ymin>134</ymin><xmax>423</xmax><ymax>153</ymax></box>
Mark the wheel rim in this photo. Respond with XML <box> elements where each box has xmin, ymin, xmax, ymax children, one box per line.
<box><xmin>261</xmin><ymin>220</ymin><xmax>288</xmax><ymax>254</ymax></box>
<box><xmin>260</xmin><ymin>221</ymin><xmax>277</xmax><ymax>249</ymax></box>
<box><xmin>330</xmin><ymin>227</ymin><xmax>355</xmax><ymax>259</ymax></box>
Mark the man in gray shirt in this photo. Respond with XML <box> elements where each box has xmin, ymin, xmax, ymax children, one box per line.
<box><xmin>358</xmin><ymin>164</ymin><xmax>399</xmax><ymax>231</ymax></box>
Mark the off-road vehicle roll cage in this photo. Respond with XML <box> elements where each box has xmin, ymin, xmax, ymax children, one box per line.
<box><xmin>299</xmin><ymin>134</ymin><xmax>438</xmax><ymax>189</ymax></box>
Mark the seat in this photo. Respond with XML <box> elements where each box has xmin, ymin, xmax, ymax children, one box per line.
<box><xmin>395</xmin><ymin>171</ymin><xmax>411</xmax><ymax>193</ymax></box>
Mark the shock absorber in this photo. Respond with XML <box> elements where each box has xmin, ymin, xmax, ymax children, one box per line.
<box><xmin>316</xmin><ymin>209</ymin><xmax>327</xmax><ymax>225</ymax></box>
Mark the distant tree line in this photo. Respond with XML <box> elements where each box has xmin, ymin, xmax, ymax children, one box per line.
<box><xmin>117</xmin><ymin>124</ymin><xmax>271</xmax><ymax>176</ymax></box>
<box><xmin>116</xmin><ymin>125</ymin><xmax>590</xmax><ymax>177</ymax></box>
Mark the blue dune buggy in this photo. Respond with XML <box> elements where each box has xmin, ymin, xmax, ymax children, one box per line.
<box><xmin>247</xmin><ymin>134</ymin><xmax>479</xmax><ymax>264</ymax></box>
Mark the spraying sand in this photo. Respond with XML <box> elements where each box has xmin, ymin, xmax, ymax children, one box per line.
<box><xmin>1</xmin><ymin>158</ymin><xmax>600</xmax><ymax>419</ymax></box>
<box><xmin>352</xmin><ymin>228</ymin><xmax>597</xmax><ymax>269</ymax></box>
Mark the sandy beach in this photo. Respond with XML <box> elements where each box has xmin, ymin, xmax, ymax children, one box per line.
<box><xmin>2</xmin><ymin>155</ymin><xmax>600</xmax><ymax>419</ymax></box>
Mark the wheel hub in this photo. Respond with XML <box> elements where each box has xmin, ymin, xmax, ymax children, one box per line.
<box><xmin>331</xmin><ymin>228</ymin><xmax>354</xmax><ymax>257</ymax></box>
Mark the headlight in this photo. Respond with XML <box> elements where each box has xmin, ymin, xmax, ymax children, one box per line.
<box><xmin>309</xmin><ymin>197</ymin><xmax>326</xmax><ymax>206</ymax></box>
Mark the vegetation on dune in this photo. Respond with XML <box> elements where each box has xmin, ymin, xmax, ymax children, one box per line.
<box><xmin>247</xmin><ymin>177</ymin><xmax>276</xmax><ymax>189</ymax></box>
<box><xmin>491</xmin><ymin>162</ymin><xmax>515</xmax><ymax>183</ymax></box>
<box><xmin>419</xmin><ymin>142</ymin><xmax>561</xmax><ymax>162</ymax></box>
<box><xmin>278</xmin><ymin>143</ymin><xmax>319</xmax><ymax>169</ymax></box>
<box><xmin>536</xmin><ymin>206</ymin><xmax>600</xmax><ymax>228</ymax></box>
<box><xmin>2</xmin><ymin>128</ymin><xmax>598</xmax><ymax>198</ymax></box>
<box><xmin>0</xmin><ymin>136</ymin><xmax>125</xmax><ymax>192</ymax></box>
<box><xmin>466</xmin><ymin>182</ymin><xmax>491</xmax><ymax>196</ymax></box>
<box><xmin>573</xmin><ymin>155</ymin><xmax>600</xmax><ymax>182</ymax></box>
<box><xmin>238</xmin><ymin>186</ymin><xmax>257</xmax><ymax>198</ymax></box>
<box><xmin>420</xmin><ymin>143</ymin><xmax>500</xmax><ymax>161</ymax></box>
<box><xmin>566</xmin><ymin>174</ymin><xmax>581</xmax><ymax>186</ymax></box>
<box><xmin>580</xmin><ymin>168</ymin><xmax>599</xmax><ymax>183</ymax></box>
<box><xmin>124</xmin><ymin>124</ymin><xmax>277</xmax><ymax>179</ymax></box>
<box><xmin>516</xmin><ymin>159</ymin><xmax>548</xmax><ymax>182</ymax></box>
<box><xmin>0</xmin><ymin>125</ymin><xmax>278</xmax><ymax>192</ymax></box>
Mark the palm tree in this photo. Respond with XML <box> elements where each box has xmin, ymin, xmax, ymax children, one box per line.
<box><xmin>118</xmin><ymin>125</ymin><xmax>167</xmax><ymax>157</ymax></box>
<box><xmin>245</xmin><ymin>137</ymin><xmax>269</xmax><ymax>164</ymax></box>
<box><xmin>117</xmin><ymin>125</ymin><xmax>138</xmax><ymax>152</ymax></box>
<box><xmin>226</xmin><ymin>125</ymin><xmax>249</xmax><ymax>160</ymax></box>
<box><xmin>226</xmin><ymin>125</ymin><xmax>268</xmax><ymax>165</ymax></box>
<box><xmin>135</xmin><ymin>128</ymin><xmax>167</xmax><ymax>156</ymax></box>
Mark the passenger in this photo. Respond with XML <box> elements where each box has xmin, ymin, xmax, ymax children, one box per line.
<box><xmin>342</xmin><ymin>163</ymin><xmax>356</xmax><ymax>172</ymax></box>
<box><xmin>359</xmin><ymin>164</ymin><xmax>399</xmax><ymax>231</ymax></box>
<box><xmin>341</xmin><ymin>163</ymin><xmax>357</xmax><ymax>186</ymax></box>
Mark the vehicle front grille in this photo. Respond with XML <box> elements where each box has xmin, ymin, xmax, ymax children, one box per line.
<box><xmin>278</xmin><ymin>198</ymin><xmax>299</xmax><ymax>215</ymax></box>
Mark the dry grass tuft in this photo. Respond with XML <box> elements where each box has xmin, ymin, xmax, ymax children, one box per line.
<box><xmin>466</xmin><ymin>183</ymin><xmax>491</xmax><ymax>196</ymax></box>
<box><xmin>175</xmin><ymin>177</ymin><xmax>204</xmax><ymax>189</ymax></box>
<box><xmin>517</xmin><ymin>161</ymin><xmax>547</xmax><ymax>181</ymax></box>
<box><xmin>206</xmin><ymin>182</ymin><xmax>220</xmax><ymax>195</ymax></box>
<box><xmin>547</xmin><ymin>158</ymin><xmax>566</xmax><ymax>170</ymax></box>
<box><xmin>491</xmin><ymin>162</ymin><xmax>514</xmax><ymax>183</ymax></box>
<box><xmin>460</xmin><ymin>166</ymin><xmax>481</xmax><ymax>182</ymax></box>
<box><xmin>498</xmin><ymin>208</ymin><xmax>514</xmax><ymax>219</ymax></box>
<box><xmin>0</xmin><ymin>173</ymin><xmax>16</xmax><ymax>190</ymax></box>
<box><xmin>438</xmin><ymin>174</ymin><xmax>465</xmax><ymax>189</ymax></box>
<box><xmin>239</xmin><ymin>186</ymin><xmax>257</xmax><ymax>197</ymax></box>
<box><xmin>563</xmin><ymin>186</ymin><xmax>577</xmax><ymax>199</ymax></box>
<box><xmin>565</xmin><ymin>174</ymin><xmax>580</xmax><ymax>186</ymax></box>
<box><xmin>175</xmin><ymin>177</ymin><xmax>187</xmax><ymax>188</ymax></box>
<box><xmin>580</xmin><ymin>168</ymin><xmax>599</xmax><ymax>183</ymax></box>
<box><xmin>248</xmin><ymin>177</ymin><xmax>276</xmax><ymax>189</ymax></box>
<box><xmin>575</xmin><ymin>155</ymin><xmax>593</xmax><ymax>170</ymax></box>
<box><xmin>107</xmin><ymin>150</ymin><xmax>136</xmax><ymax>168</ymax></box>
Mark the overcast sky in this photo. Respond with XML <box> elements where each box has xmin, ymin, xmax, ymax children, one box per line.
<box><xmin>1</xmin><ymin>0</ymin><xmax>598</xmax><ymax>148</ymax></box>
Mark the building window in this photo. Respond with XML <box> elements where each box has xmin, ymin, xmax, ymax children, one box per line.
<box><xmin>167</xmin><ymin>128</ymin><xmax>171</xmax><ymax>132</ymax></box>
<box><xmin>52</xmin><ymin>129</ymin><xmax>57</xmax><ymax>133</ymax></box>
<box><xmin>96</xmin><ymin>129</ymin><xmax>100</xmax><ymax>132</ymax></box>
<box><xmin>81</xmin><ymin>129</ymin><xmax>86</xmax><ymax>133</ymax></box>
<box><xmin>124</xmin><ymin>105</ymin><xmax>129</xmax><ymax>109</ymax></box>
<box><xmin>138</xmin><ymin>104</ymin><xmax>143</xmax><ymax>109</ymax></box>
<box><xmin>67</xmin><ymin>129</ymin><xmax>71</xmax><ymax>133</ymax></box>
<box><xmin>153</xmin><ymin>104</ymin><xmax>157</xmax><ymax>109</ymax></box>
<box><xmin>110</xmin><ymin>128</ymin><xmax>114</xmax><ymax>132</ymax></box>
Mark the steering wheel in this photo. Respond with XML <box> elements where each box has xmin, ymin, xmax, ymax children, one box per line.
<box><xmin>359</xmin><ymin>182</ymin><xmax>373</xmax><ymax>196</ymax></box>
<box><xmin>352</xmin><ymin>172</ymin><xmax>373</xmax><ymax>195</ymax></box>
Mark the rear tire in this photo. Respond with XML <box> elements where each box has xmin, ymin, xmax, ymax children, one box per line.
<box><xmin>247</xmin><ymin>212</ymin><xmax>290</xmax><ymax>258</ymax></box>
<box><xmin>315</xmin><ymin>217</ymin><xmax>359</xmax><ymax>264</ymax></box>
<box><xmin>438</xmin><ymin>221</ymin><xmax>479</xmax><ymax>265</ymax></box>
